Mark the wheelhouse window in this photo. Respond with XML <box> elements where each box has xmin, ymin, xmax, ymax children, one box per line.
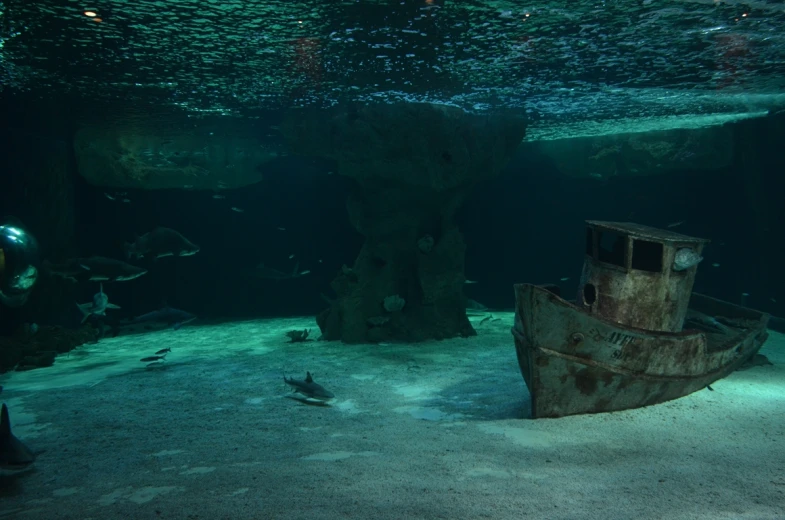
<box><xmin>585</xmin><ymin>227</ymin><xmax>594</xmax><ymax>256</ymax></box>
<box><xmin>630</xmin><ymin>239</ymin><xmax>663</xmax><ymax>273</ymax></box>
<box><xmin>597</xmin><ymin>230</ymin><xmax>626</xmax><ymax>267</ymax></box>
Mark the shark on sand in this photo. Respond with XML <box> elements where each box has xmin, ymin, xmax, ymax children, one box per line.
<box><xmin>0</xmin><ymin>403</ymin><xmax>37</xmax><ymax>476</ymax></box>
<box><xmin>284</xmin><ymin>372</ymin><xmax>335</xmax><ymax>402</ymax></box>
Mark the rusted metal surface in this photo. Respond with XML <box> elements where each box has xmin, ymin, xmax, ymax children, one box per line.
<box><xmin>585</xmin><ymin>221</ymin><xmax>709</xmax><ymax>244</ymax></box>
<box><xmin>579</xmin><ymin>221</ymin><xmax>710</xmax><ymax>332</ymax></box>
<box><xmin>579</xmin><ymin>253</ymin><xmax>701</xmax><ymax>332</ymax></box>
<box><xmin>512</xmin><ymin>284</ymin><xmax>770</xmax><ymax>419</ymax></box>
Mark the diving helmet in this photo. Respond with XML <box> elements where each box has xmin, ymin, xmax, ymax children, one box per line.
<box><xmin>0</xmin><ymin>220</ymin><xmax>40</xmax><ymax>307</ymax></box>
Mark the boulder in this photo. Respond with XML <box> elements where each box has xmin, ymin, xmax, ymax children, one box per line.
<box><xmin>73</xmin><ymin>122</ymin><xmax>279</xmax><ymax>190</ymax></box>
<box><xmin>285</xmin><ymin>103</ymin><xmax>526</xmax><ymax>343</ymax></box>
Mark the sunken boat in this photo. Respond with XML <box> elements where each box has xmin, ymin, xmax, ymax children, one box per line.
<box><xmin>511</xmin><ymin>221</ymin><xmax>770</xmax><ymax>419</ymax></box>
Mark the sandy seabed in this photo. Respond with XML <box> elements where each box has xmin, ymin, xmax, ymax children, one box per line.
<box><xmin>1</xmin><ymin>314</ymin><xmax>783</xmax><ymax>520</ymax></box>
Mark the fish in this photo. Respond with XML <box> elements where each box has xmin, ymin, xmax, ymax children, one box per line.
<box><xmin>253</xmin><ymin>262</ymin><xmax>310</xmax><ymax>281</ymax></box>
<box><xmin>75</xmin><ymin>283</ymin><xmax>121</xmax><ymax>324</ymax></box>
<box><xmin>736</xmin><ymin>354</ymin><xmax>773</xmax><ymax>371</ymax></box>
<box><xmin>230</xmin><ymin>207</ymin><xmax>244</xmax><ymax>213</ymax></box>
<box><xmin>125</xmin><ymin>227</ymin><xmax>200</xmax><ymax>260</ymax></box>
<box><xmin>685</xmin><ymin>311</ymin><xmax>730</xmax><ymax>334</ymax></box>
<box><xmin>285</xmin><ymin>329</ymin><xmax>311</xmax><ymax>343</ymax></box>
<box><xmin>667</xmin><ymin>221</ymin><xmax>685</xmax><ymax>228</ymax></box>
<box><xmin>44</xmin><ymin>256</ymin><xmax>148</xmax><ymax>283</ymax></box>
<box><xmin>155</xmin><ymin>347</ymin><xmax>172</xmax><ymax>355</ymax></box>
<box><xmin>0</xmin><ymin>403</ymin><xmax>36</xmax><ymax>476</ymax></box>
<box><xmin>672</xmin><ymin>248</ymin><xmax>703</xmax><ymax>271</ymax></box>
<box><xmin>466</xmin><ymin>298</ymin><xmax>489</xmax><ymax>316</ymax></box>
<box><xmin>140</xmin><ymin>355</ymin><xmax>166</xmax><ymax>362</ymax></box>
<box><xmin>124</xmin><ymin>306</ymin><xmax>196</xmax><ymax>331</ymax></box>
<box><xmin>284</xmin><ymin>372</ymin><xmax>335</xmax><ymax>401</ymax></box>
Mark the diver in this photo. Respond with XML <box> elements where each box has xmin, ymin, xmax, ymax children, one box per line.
<box><xmin>0</xmin><ymin>218</ymin><xmax>40</xmax><ymax>310</ymax></box>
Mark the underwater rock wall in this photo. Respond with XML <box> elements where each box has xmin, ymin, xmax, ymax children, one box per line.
<box><xmin>73</xmin><ymin>123</ymin><xmax>278</xmax><ymax>190</ymax></box>
<box><xmin>285</xmin><ymin>102</ymin><xmax>527</xmax><ymax>343</ymax></box>
<box><xmin>528</xmin><ymin>126</ymin><xmax>734</xmax><ymax>180</ymax></box>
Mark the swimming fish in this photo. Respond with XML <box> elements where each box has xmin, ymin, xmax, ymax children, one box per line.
<box><xmin>672</xmin><ymin>248</ymin><xmax>703</xmax><ymax>271</ymax></box>
<box><xmin>125</xmin><ymin>227</ymin><xmax>200</xmax><ymax>260</ymax></box>
<box><xmin>140</xmin><ymin>355</ymin><xmax>167</xmax><ymax>362</ymax></box>
<box><xmin>466</xmin><ymin>298</ymin><xmax>489</xmax><ymax>317</ymax></box>
<box><xmin>253</xmin><ymin>262</ymin><xmax>310</xmax><ymax>281</ymax></box>
<box><xmin>125</xmin><ymin>306</ymin><xmax>196</xmax><ymax>331</ymax></box>
<box><xmin>45</xmin><ymin>256</ymin><xmax>147</xmax><ymax>282</ymax></box>
<box><xmin>75</xmin><ymin>283</ymin><xmax>121</xmax><ymax>324</ymax></box>
<box><xmin>283</xmin><ymin>372</ymin><xmax>335</xmax><ymax>401</ymax></box>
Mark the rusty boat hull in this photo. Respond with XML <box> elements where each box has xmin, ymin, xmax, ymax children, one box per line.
<box><xmin>512</xmin><ymin>284</ymin><xmax>770</xmax><ymax>418</ymax></box>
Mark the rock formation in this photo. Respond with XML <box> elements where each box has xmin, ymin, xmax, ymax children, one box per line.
<box><xmin>528</xmin><ymin>126</ymin><xmax>734</xmax><ymax>180</ymax></box>
<box><xmin>73</xmin><ymin>120</ymin><xmax>280</xmax><ymax>190</ymax></box>
<box><xmin>284</xmin><ymin>103</ymin><xmax>526</xmax><ymax>343</ymax></box>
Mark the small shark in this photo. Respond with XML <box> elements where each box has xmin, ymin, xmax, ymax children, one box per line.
<box><xmin>284</xmin><ymin>372</ymin><xmax>335</xmax><ymax>401</ymax></box>
<box><xmin>254</xmin><ymin>262</ymin><xmax>310</xmax><ymax>281</ymax></box>
<box><xmin>125</xmin><ymin>227</ymin><xmax>200</xmax><ymax>260</ymax></box>
<box><xmin>0</xmin><ymin>403</ymin><xmax>36</xmax><ymax>476</ymax></box>
<box><xmin>125</xmin><ymin>306</ymin><xmax>196</xmax><ymax>331</ymax></box>
<box><xmin>466</xmin><ymin>298</ymin><xmax>489</xmax><ymax>316</ymax></box>
<box><xmin>76</xmin><ymin>283</ymin><xmax>121</xmax><ymax>324</ymax></box>
<box><xmin>44</xmin><ymin>256</ymin><xmax>148</xmax><ymax>283</ymax></box>
<box><xmin>737</xmin><ymin>354</ymin><xmax>773</xmax><ymax>371</ymax></box>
